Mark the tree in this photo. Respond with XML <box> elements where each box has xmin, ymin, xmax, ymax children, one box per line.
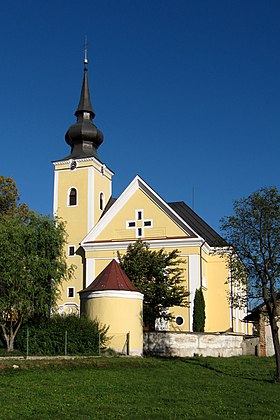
<box><xmin>0</xmin><ymin>177</ymin><xmax>72</xmax><ymax>351</ymax></box>
<box><xmin>118</xmin><ymin>240</ymin><xmax>189</xmax><ymax>330</ymax></box>
<box><xmin>220</xmin><ymin>187</ymin><xmax>280</xmax><ymax>381</ymax></box>
<box><xmin>193</xmin><ymin>288</ymin><xmax>206</xmax><ymax>332</ymax></box>
<box><xmin>0</xmin><ymin>176</ymin><xmax>28</xmax><ymax>218</ymax></box>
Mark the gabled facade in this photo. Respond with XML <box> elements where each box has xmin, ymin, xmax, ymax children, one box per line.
<box><xmin>53</xmin><ymin>56</ymin><xmax>248</xmax><ymax>334</ymax></box>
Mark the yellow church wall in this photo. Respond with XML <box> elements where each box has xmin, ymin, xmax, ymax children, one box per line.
<box><xmin>94</xmin><ymin>259</ymin><xmax>115</xmax><ymax>277</ymax></box>
<box><xmin>93</xmin><ymin>169</ymin><xmax>113</xmax><ymax>224</ymax></box>
<box><xmin>204</xmin><ymin>253</ymin><xmax>231</xmax><ymax>332</ymax></box>
<box><xmin>55</xmin><ymin>168</ymin><xmax>89</xmax><ymax>309</ymax></box>
<box><xmin>85</xmin><ymin>246</ymin><xmax>200</xmax><ymax>261</ymax></box>
<box><xmin>176</xmin><ymin>246</ymin><xmax>201</xmax><ymax>255</ymax></box>
<box><xmin>169</xmin><ymin>306</ymin><xmax>190</xmax><ymax>331</ymax></box>
<box><xmin>87</xmin><ymin>246</ymin><xmax>190</xmax><ymax>289</ymax></box>
<box><xmin>86</xmin><ymin>246</ymin><xmax>192</xmax><ymax>332</ymax></box>
<box><xmin>54</xmin><ymin>156</ymin><xmax>241</xmax><ymax>334</ymax></box>
<box><xmin>81</xmin><ymin>295</ymin><xmax>143</xmax><ymax>355</ymax></box>
<box><xmin>56</xmin><ymin>168</ymin><xmax>89</xmax><ymax>241</ymax></box>
<box><xmin>54</xmin><ymin>158</ymin><xmax>113</xmax><ymax>311</ymax></box>
<box><xmin>95</xmin><ymin>189</ymin><xmax>189</xmax><ymax>241</ymax></box>
<box><xmin>86</xmin><ymin>249</ymin><xmax>117</xmax><ymax>259</ymax></box>
<box><xmin>72</xmin><ymin>237</ymin><xmax>239</xmax><ymax>334</ymax></box>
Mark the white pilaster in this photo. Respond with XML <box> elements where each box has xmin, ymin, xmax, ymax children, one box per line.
<box><xmin>88</xmin><ymin>166</ymin><xmax>95</xmax><ymax>232</ymax></box>
<box><xmin>53</xmin><ymin>170</ymin><xmax>59</xmax><ymax>216</ymax></box>
<box><xmin>86</xmin><ymin>258</ymin><xmax>95</xmax><ymax>287</ymax></box>
<box><xmin>188</xmin><ymin>255</ymin><xmax>200</xmax><ymax>331</ymax></box>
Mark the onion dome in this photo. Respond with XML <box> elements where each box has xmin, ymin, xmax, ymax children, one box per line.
<box><xmin>65</xmin><ymin>57</ymin><xmax>104</xmax><ymax>160</ymax></box>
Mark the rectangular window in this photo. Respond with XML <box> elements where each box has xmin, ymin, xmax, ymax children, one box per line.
<box><xmin>138</xmin><ymin>227</ymin><xmax>142</xmax><ymax>237</ymax></box>
<box><xmin>137</xmin><ymin>211</ymin><xmax>142</xmax><ymax>220</ymax></box>
<box><xmin>67</xmin><ymin>287</ymin><xmax>75</xmax><ymax>298</ymax></box>
<box><xmin>144</xmin><ymin>221</ymin><xmax>152</xmax><ymax>227</ymax></box>
<box><xmin>128</xmin><ymin>221</ymin><xmax>136</xmax><ymax>228</ymax></box>
<box><xmin>68</xmin><ymin>246</ymin><xmax>75</xmax><ymax>256</ymax></box>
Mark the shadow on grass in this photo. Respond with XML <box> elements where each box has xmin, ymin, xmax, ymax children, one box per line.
<box><xmin>177</xmin><ymin>356</ymin><xmax>276</xmax><ymax>384</ymax></box>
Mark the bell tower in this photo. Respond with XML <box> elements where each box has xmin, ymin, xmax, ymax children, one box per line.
<box><xmin>53</xmin><ymin>54</ymin><xmax>114</xmax><ymax>314</ymax></box>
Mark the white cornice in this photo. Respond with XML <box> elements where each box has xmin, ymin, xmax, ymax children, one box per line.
<box><xmin>83</xmin><ymin>237</ymin><xmax>206</xmax><ymax>252</ymax></box>
<box><xmin>79</xmin><ymin>290</ymin><xmax>144</xmax><ymax>300</ymax></box>
<box><xmin>53</xmin><ymin>157</ymin><xmax>114</xmax><ymax>176</ymax></box>
<box><xmin>202</xmin><ymin>242</ymin><xmax>212</xmax><ymax>254</ymax></box>
<box><xmin>82</xmin><ymin>238</ymin><xmax>227</xmax><ymax>256</ymax></box>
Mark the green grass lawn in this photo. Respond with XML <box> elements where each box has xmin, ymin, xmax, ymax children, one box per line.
<box><xmin>0</xmin><ymin>356</ymin><xmax>279</xmax><ymax>419</ymax></box>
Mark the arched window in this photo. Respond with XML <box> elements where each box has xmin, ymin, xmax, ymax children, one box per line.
<box><xmin>99</xmin><ymin>192</ymin><xmax>104</xmax><ymax>211</ymax></box>
<box><xmin>69</xmin><ymin>188</ymin><xmax>77</xmax><ymax>206</ymax></box>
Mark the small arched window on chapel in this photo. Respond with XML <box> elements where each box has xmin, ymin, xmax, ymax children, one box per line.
<box><xmin>99</xmin><ymin>192</ymin><xmax>104</xmax><ymax>211</ymax></box>
<box><xmin>69</xmin><ymin>188</ymin><xmax>77</xmax><ymax>206</ymax></box>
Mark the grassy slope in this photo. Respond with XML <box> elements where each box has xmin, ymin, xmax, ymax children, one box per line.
<box><xmin>0</xmin><ymin>356</ymin><xmax>279</xmax><ymax>419</ymax></box>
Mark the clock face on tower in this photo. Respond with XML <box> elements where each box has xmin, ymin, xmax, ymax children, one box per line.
<box><xmin>70</xmin><ymin>160</ymin><xmax>77</xmax><ymax>170</ymax></box>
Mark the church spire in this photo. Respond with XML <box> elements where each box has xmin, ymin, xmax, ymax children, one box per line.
<box><xmin>64</xmin><ymin>48</ymin><xmax>104</xmax><ymax>160</ymax></box>
<box><xmin>75</xmin><ymin>40</ymin><xmax>95</xmax><ymax>118</ymax></box>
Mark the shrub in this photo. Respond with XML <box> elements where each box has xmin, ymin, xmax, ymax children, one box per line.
<box><xmin>15</xmin><ymin>315</ymin><xmax>108</xmax><ymax>355</ymax></box>
<box><xmin>193</xmin><ymin>288</ymin><xmax>206</xmax><ymax>332</ymax></box>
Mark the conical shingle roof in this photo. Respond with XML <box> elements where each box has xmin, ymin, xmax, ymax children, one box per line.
<box><xmin>79</xmin><ymin>259</ymin><xmax>139</xmax><ymax>293</ymax></box>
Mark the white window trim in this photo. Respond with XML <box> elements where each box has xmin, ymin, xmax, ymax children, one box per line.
<box><xmin>135</xmin><ymin>209</ymin><xmax>144</xmax><ymax>221</ymax></box>
<box><xmin>126</xmin><ymin>220</ymin><xmax>136</xmax><ymax>229</ymax></box>
<box><xmin>68</xmin><ymin>245</ymin><xmax>76</xmax><ymax>256</ymax></box>
<box><xmin>175</xmin><ymin>315</ymin><xmax>185</xmax><ymax>326</ymax></box>
<box><xmin>126</xmin><ymin>210</ymin><xmax>153</xmax><ymax>238</ymax></box>
<box><xmin>67</xmin><ymin>287</ymin><xmax>75</xmax><ymax>298</ymax></box>
<box><xmin>136</xmin><ymin>226</ymin><xmax>143</xmax><ymax>238</ymax></box>
<box><xmin>143</xmin><ymin>219</ymin><xmax>153</xmax><ymax>228</ymax></box>
<box><xmin>67</xmin><ymin>186</ymin><xmax>78</xmax><ymax>207</ymax></box>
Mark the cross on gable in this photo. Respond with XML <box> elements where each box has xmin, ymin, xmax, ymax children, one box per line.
<box><xmin>126</xmin><ymin>209</ymin><xmax>153</xmax><ymax>238</ymax></box>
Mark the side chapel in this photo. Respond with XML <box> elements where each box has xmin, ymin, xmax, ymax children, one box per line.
<box><xmin>53</xmin><ymin>55</ymin><xmax>248</xmax><ymax>348</ymax></box>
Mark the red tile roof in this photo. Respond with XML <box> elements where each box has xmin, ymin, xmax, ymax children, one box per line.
<box><xmin>79</xmin><ymin>259</ymin><xmax>139</xmax><ymax>293</ymax></box>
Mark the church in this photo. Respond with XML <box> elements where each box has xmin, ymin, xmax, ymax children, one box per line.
<box><xmin>53</xmin><ymin>55</ymin><xmax>248</xmax><ymax>349</ymax></box>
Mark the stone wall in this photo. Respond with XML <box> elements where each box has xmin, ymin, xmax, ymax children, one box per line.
<box><xmin>254</xmin><ymin>314</ymin><xmax>280</xmax><ymax>357</ymax></box>
<box><xmin>144</xmin><ymin>332</ymin><xmax>258</xmax><ymax>357</ymax></box>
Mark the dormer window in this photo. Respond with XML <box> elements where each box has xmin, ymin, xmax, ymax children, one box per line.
<box><xmin>69</xmin><ymin>188</ymin><xmax>77</xmax><ymax>206</ymax></box>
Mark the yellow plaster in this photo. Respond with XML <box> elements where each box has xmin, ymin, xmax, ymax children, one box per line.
<box><xmin>54</xmin><ymin>159</ymin><xmax>112</xmax><ymax>308</ymax></box>
<box><xmin>204</xmin><ymin>255</ymin><xmax>231</xmax><ymax>332</ymax></box>
<box><xmin>54</xmin><ymin>157</ymin><xmax>247</xmax><ymax>334</ymax></box>
<box><xmin>96</xmin><ymin>189</ymin><xmax>190</xmax><ymax>241</ymax></box>
<box><xmin>81</xmin><ymin>295</ymin><xmax>143</xmax><ymax>354</ymax></box>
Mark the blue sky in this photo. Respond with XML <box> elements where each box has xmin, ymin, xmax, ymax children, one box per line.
<box><xmin>0</xmin><ymin>0</ymin><xmax>279</xmax><ymax>233</ymax></box>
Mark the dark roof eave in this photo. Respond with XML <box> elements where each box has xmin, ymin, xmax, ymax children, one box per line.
<box><xmin>168</xmin><ymin>201</ymin><xmax>227</xmax><ymax>247</ymax></box>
